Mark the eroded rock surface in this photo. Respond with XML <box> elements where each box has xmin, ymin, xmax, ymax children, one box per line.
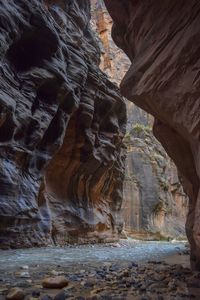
<box><xmin>0</xmin><ymin>0</ymin><xmax>126</xmax><ymax>248</ymax></box>
<box><xmin>104</xmin><ymin>0</ymin><xmax>200</xmax><ymax>269</ymax></box>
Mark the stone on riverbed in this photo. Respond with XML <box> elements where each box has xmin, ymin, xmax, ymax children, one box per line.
<box><xmin>54</xmin><ymin>290</ymin><xmax>66</xmax><ymax>300</ymax></box>
<box><xmin>42</xmin><ymin>276</ymin><xmax>68</xmax><ymax>289</ymax></box>
<box><xmin>6</xmin><ymin>288</ymin><xmax>25</xmax><ymax>300</ymax></box>
<box><xmin>15</xmin><ymin>271</ymin><xmax>31</xmax><ymax>278</ymax></box>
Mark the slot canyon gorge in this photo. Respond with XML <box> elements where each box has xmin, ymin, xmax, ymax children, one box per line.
<box><xmin>0</xmin><ymin>0</ymin><xmax>200</xmax><ymax>299</ymax></box>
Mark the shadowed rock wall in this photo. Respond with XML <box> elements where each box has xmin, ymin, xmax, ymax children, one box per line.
<box><xmin>104</xmin><ymin>0</ymin><xmax>200</xmax><ymax>269</ymax></box>
<box><xmin>0</xmin><ymin>0</ymin><xmax>126</xmax><ymax>248</ymax></box>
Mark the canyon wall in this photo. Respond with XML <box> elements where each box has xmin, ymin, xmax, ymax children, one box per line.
<box><xmin>124</xmin><ymin>125</ymin><xmax>187</xmax><ymax>239</ymax></box>
<box><xmin>0</xmin><ymin>0</ymin><xmax>126</xmax><ymax>248</ymax></box>
<box><xmin>91</xmin><ymin>0</ymin><xmax>188</xmax><ymax>239</ymax></box>
<box><xmin>104</xmin><ymin>0</ymin><xmax>200</xmax><ymax>269</ymax></box>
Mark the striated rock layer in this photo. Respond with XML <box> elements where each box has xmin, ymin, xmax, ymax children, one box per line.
<box><xmin>0</xmin><ymin>0</ymin><xmax>126</xmax><ymax>248</ymax></box>
<box><xmin>123</xmin><ymin>124</ymin><xmax>187</xmax><ymax>239</ymax></box>
<box><xmin>91</xmin><ymin>1</ymin><xmax>188</xmax><ymax>239</ymax></box>
<box><xmin>104</xmin><ymin>0</ymin><xmax>200</xmax><ymax>269</ymax></box>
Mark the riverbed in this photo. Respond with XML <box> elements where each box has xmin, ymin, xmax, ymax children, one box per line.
<box><xmin>1</xmin><ymin>239</ymin><xmax>196</xmax><ymax>300</ymax></box>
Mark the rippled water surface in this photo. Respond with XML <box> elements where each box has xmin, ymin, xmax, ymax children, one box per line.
<box><xmin>0</xmin><ymin>239</ymin><xmax>186</xmax><ymax>270</ymax></box>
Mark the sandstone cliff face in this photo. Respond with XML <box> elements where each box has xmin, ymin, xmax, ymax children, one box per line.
<box><xmin>92</xmin><ymin>0</ymin><xmax>188</xmax><ymax>239</ymax></box>
<box><xmin>90</xmin><ymin>0</ymin><xmax>129</xmax><ymax>87</ymax></box>
<box><xmin>124</xmin><ymin>125</ymin><xmax>187</xmax><ymax>239</ymax></box>
<box><xmin>104</xmin><ymin>0</ymin><xmax>200</xmax><ymax>269</ymax></box>
<box><xmin>0</xmin><ymin>0</ymin><xmax>126</xmax><ymax>248</ymax></box>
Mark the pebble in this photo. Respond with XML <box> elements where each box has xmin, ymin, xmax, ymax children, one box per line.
<box><xmin>168</xmin><ymin>279</ymin><xmax>177</xmax><ymax>290</ymax></box>
<box><xmin>32</xmin><ymin>290</ymin><xmax>40</xmax><ymax>297</ymax></box>
<box><xmin>42</xmin><ymin>276</ymin><xmax>68</xmax><ymax>289</ymax></box>
<box><xmin>20</xmin><ymin>266</ymin><xmax>29</xmax><ymax>270</ymax></box>
<box><xmin>54</xmin><ymin>290</ymin><xmax>66</xmax><ymax>300</ymax></box>
<box><xmin>26</xmin><ymin>280</ymin><xmax>33</xmax><ymax>284</ymax></box>
<box><xmin>0</xmin><ymin>287</ymin><xmax>8</xmax><ymax>293</ymax></box>
<box><xmin>15</xmin><ymin>271</ymin><xmax>30</xmax><ymax>278</ymax></box>
<box><xmin>103</xmin><ymin>262</ymin><xmax>112</xmax><ymax>268</ymax></box>
<box><xmin>41</xmin><ymin>296</ymin><xmax>53</xmax><ymax>300</ymax></box>
<box><xmin>50</xmin><ymin>270</ymin><xmax>64</xmax><ymax>276</ymax></box>
<box><xmin>188</xmin><ymin>278</ymin><xmax>200</xmax><ymax>288</ymax></box>
<box><xmin>6</xmin><ymin>288</ymin><xmax>25</xmax><ymax>300</ymax></box>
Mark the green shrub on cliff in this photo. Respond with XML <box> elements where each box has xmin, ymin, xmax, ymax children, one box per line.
<box><xmin>132</xmin><ymin>123</ymin><xmax>151</xmax><ymax>134</ymax></box>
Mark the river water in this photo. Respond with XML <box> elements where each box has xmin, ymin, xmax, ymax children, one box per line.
<box><xmin>0</xmin><ymin>239</ymin><xmax>187</xmax><ymax>270</ymax></box>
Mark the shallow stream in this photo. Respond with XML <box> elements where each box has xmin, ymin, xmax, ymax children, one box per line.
<box><xmin>0</xmin><ymin>239</ymin><xmax>187</xmax><ymax>270</ymax></box>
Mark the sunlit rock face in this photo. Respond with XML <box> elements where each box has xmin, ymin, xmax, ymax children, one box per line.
<box><xmin>91</xmin><ymin>1</ymin><xmax>188</xmax><ymax>240</ymax></box>
<box><xmin>104</xmin><ymin>0</ymin><xmax>200</xmax><ymax>269</ymax></box>
<box><xmin>90</xmin><ymin>0</ymin><xmax>130</xmax><ymax>87</ymax></box>
<box><xmin>0</xmin><ymin>0</ymin><xmax>126</xmax><ymax>248</ymax></box>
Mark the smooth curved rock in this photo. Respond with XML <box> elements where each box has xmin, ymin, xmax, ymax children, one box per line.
<box><xmin>6</xmin><ymin>288</ymin><xmax>25</xmax><ymax>300</ymax></box>
<box><xmin>104</xmin><ymin>0</ymin><xmax>200</xmax><ymax>269</ymax></box>
<box><xmin>0</xmin><ymin>0</ymin><xmax>126</xmax><ymax>248</ymax></box>
<box><xmin>42</xmin><ymin>276</ymin><xmax>68</xmax><ymax>289</ymax></box>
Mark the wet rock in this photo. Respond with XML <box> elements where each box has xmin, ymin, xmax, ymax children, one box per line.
<box><xmin>103</xmin><ymin>262</ymin><xmax>112</xmax><ymax>268</ymax></box>
<box><xmin>83</xmin><ymin>280</ymin><xmax>95</xmax><ymax>288</ymax></box>
<box><xmin>148</xmin><ymin>282</ymin><xmax>167</xmax><ymax>291</ymax></box>
<box><xmin>153</xmin><ymin>274</ymin><xmax>166</xmax><ymax>282</ymax></box>
<box><xmin>0</xmin><ymin>288</ymin><xmax>8</xmax><ymax>298</ymax></box>
<box><xmin>42</xmin><ymin>276</ymin><xmax>68</xmax><ymax>289</ymax></box>
<box><xmin>15</xmin><ymin>271</ymin><xmax>31</xmax><ymax>279</ymax></box>
<box><xmin>168</xmin><ymin>279</ymin><xmax>177</xmax><ymax>291</ymax></box>
<box><xmin>6</xmin><ymin>288</ymin><xmax>25</xmax><ymax>300</ymax></box>
<box><xmin>20</xmin><ymin>266</ymin><xmax>29</xmax><ymax>270</ymax></box>
<box><xmin>41</xmin><ymin>296</ymin><xmax>53</xmax><ymax>300</ymax></box>
<box><xmin>188</xmin><ymin>278</ymin><xmax>200</xmax><ymax>288</ymax></box>
<box><xmin>131</xmin><ymin>262</ymin><xmax>138</xmax><ymax>268</ymax></box>
<box><xmin>50</xmin><ymin>270</ymin><xmax>64</xmax><ymax>276</ymax></box>
<box><xmin>68</xmin><ymin>275</ymin><xmax>79</xmax><ymax>282</ymax></box>
<box><xmin>32</xmin><ymin>291</ymin><xmax>40</xmax><ymax>297</ymax></box>
<box><xmin>54</xmin><ymin>291</ymin><xmax>66</xmax><ymax>300</ymax></box>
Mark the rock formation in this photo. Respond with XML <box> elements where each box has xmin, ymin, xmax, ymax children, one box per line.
<box><xmin>91</xmin><ymin>0</ymin><xmax>188</xmax><ymax>239</ymax></box>
<box><xmin>123</xmin><ymin>124</ymin><xmax>187</xmax><ymax>239</ymax></box>
<box><xmin>90</xmin><ymin>0</ymin><xmax>130</xmax><ymax>87</ymax></box>
<box><xmin>104</xmin><ymin>0</ymin><xmax>200</xmax><ymax>269</ymax></box>
<box><xmin>0</xmin><ymin>0</ymin><xmax>126</xmax><ymax>248</ymax></box>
